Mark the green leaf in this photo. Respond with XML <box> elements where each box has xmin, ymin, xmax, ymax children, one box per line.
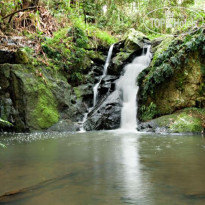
<box><xmin>0</xmin><ymin>118</ymin><xmax>13</xmax><ymax>127</ymax></box>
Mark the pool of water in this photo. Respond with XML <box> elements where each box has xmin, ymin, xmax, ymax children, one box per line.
<box><xmin>0</xmin><ymin>131</ymin><xmax>205</xmax><ymax>205</ymax></box>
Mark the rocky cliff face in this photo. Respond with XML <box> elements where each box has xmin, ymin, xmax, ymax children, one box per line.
<box><xmin>0</xmin><ymin>64</ymin><xmax>80</xmax><ymax>132</ymax></box>
<box><xmin>0</xmin><ymin>41</ymin><xmax>107</xmax><ymax>132</ymax></box>
<box><xmin>137</xmin><ymin>28</ymin><xmax>205</xmax><ymax>133</ymax></box>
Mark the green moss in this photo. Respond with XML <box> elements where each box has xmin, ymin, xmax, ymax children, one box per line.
<box><xmin>170</xmin><ymin>113</ymin><xmax>202</xmax><ymax>133</ymax></box>
<box><xmin>138</xmin><ymin>29</ymin><xmax>205</xmax><ymax>101</ymax></box>
<box><xmin>37</xmin><ymin>17</ymin><xmax>117</xmax><ymax>86</ymax></box>
<box><xmin>155</xmin><ymin>108</ymin><xmax>205</xmax><ymax>133</ymax></box>
<box><xmin>16</xmin><ymin>71</ymin><xmax>60</xmax><ymax>130</ymax></box>
<box><xmin>14</xmin><ymin>49</ymin><xmax>29</xmax><ymax>64</ymax></box>
<box><xmin>112</xmin><ymin>52</ymin><xmax>130</xmax><ymax>65</ymax></box>
<box><xmin>124</xmin><ymin>29</ymin><xmax>146</xmax><ymax>52</ymax></box>
<box><xmin>199</xmin><ymin>82</ymin><xmax>205</xmax><ymax>96</ymax></box>
<box><xmin>200</xmin><ymin>64</ymin><xmax>205</xmax><ymax>76</ymax></box>
<box><xmin>151</xmin><ymin>36</ymin><xmax>173</xmax><ymax>66</ymax></box>
<box><xmin>30</xmin><ymin>83</ymin><xmax>59</xmax><ymax>129</ymax></box>
<box><xmin>94</xmin><ymin>29</ymin><xmax>116</xmax><ymax>47</ymax></box>
<box><xmin>74</xmin><ymin>87</ymin><xmax>82</xmax><ymax>99</ymax></box>
<box><xmin>88</xmin><ymin>50</ymin><xmax>105</xmax><ymax>61</ymax></box>
<box><xmin>175</xmin><ymin>71</ymin><xmax>187</xmax><ymax>91</ymax></box>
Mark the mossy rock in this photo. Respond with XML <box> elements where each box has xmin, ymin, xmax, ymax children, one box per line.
<box><xmin>12</xmin><ymin>66</ymin><xmax>59</xmax><ymax>130</ymax></box>
<box><xmin>138</xmin><ymin>30</ymin><xmax>205</xmax><ymax>118</ymax></box>
<box><xmin>156</xmin><ymin>108</ymin><xmax>205</xmax><ymax>133</ymax></box>
<box><xmin>124</xmin><ymin>29</ymin><xmax>147</xmax><ymax>52</ymax></box>
<box><xmin>74</xmin><ymin>87</ymin><xmax>82</xmax><ymax>100</ymax></box>
<box><xmin>150</xmin><ymin>36</ymin><xmax>173</xmax><ymax>66</ymax></box>
<box><xmin>30</xmin><ymin>83</ymin><xmax>59</xmax><ymax>129</ymax></box>
<box><xmin>14</xmin><ymin>49</ymin><xmax>29</xmax><ymax>64</ymax></box>
<box><xmin>139</xmin><ymin>108</ymin><xmax>205</xmax><ymax>133</ymax></box>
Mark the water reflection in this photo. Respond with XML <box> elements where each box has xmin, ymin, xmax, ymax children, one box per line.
<box><xmin>0</xmin><ymin>132</ymin><xmax>205</xmax><ymax>205</ymax></box>
<box><xmin>121</xmin><ymin>137</ymin><xmax>145</xmax><ymax>199</ymax></box>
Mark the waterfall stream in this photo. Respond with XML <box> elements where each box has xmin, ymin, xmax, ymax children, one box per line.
<box><xmin>93</xmin><ymin>44</ymin><xmax>114</xmax><ymax>106</ymax></box>
<box><xmin>79</xmin><ymin>44</ymin><xmax>114</xmax><ymax>132</ymax></box>
<box><xmin>116</xmin><ymin>45</ymin><xmax>152</xmax><ymax>131</ymax></box>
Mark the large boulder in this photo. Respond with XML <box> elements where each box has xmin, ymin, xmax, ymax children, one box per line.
<box><xmin>138</xmin><ymin>30</ymin><xmax>205</xmax><ymax>121</ymax></box>
<box><xmin>0</xmin><ymin>64</ymin><xmax>86</xmax><ymax>132</ymax></box>
<box><xmin>138</xmin><ymin>108</ymin><xmax>205</xmax><ymax>134</ymax></box>
<box><xmin>108</xmin><ymin>29</ymin><xmax>150</xmax><ymax>76</ymax></box>
<box><xmin>47</xmin><ymin>119</ymin><xmax>79</xmax><ymax>132</ymax></box>
<box><xmin>124</xmin><ymin>29</ymin><xmax>149</xmax><ymax>52</ymax></box>
<box><xmin>84</xmin><ymin>90</ymin><xmax>122</xmax><ymax>130</ymax></box>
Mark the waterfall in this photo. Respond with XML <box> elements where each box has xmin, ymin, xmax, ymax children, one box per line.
<box><xmin>79</xmin><ymin>44</ymin><xmax>114</xmax><ymax>132</ymax></box>
<box><xmin>93</xmin><ymin>44</ymin><xmax>114</xmax><ymax>106</ymax></box>
<box><xmin>116</xmin><ymin>45</ymin><xmax>152</xmax><ymax>131</ymax></box>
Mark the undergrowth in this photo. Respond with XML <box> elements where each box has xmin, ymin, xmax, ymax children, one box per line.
<box><xmin>38</xmin><ymin>18</ymin><xmax>116</xmax><ymax>85</ymax></box>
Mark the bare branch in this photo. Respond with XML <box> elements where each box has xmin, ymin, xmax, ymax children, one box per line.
<box><xmin>2</xmin><ymin>6</ymin><xmax>41</xmax><ymax>22</ymax></box>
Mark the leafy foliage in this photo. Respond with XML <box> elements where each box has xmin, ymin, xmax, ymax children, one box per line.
<box><xmin>0</xmin><ymin>118</ymin><xmax>13</xmax><ymax>128</ymax></box>
<box><xmin>138</xmin><ymin>28</ymin><xmax>205</xmax><ymax>101</ymax></box>
<box><xmin>0</xmin><ymin>0</ymin><xmax>201</xmax><ymax>37</ymax></box>
<box><xmin>139</xmin><ymin>102</ymin><xmax>158</xmax><ymax>121</ymax></box>
<box><xmin>41</xmin><ymin>18</ymin><xmax>116</xmax><ymax>85</ymax></box>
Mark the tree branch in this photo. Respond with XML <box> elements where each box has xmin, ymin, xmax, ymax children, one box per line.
<box><xmin>2</xmin><ymin>6</ymin><xmax>41</xmax><ymax>21</ymax></box>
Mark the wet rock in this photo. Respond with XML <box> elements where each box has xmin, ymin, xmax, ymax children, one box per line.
<box><xmin>84</xmin><ymin>90</ymin><xmax>122</xmax><ymax>130</ymax></box>
<box><xmin>47</xmin><ymin>119</ymin><xmax>79</xmax><ymax>132</ymax></box>
<box><xmin>92</xmin><ymin>65</ymin><xmax>103</xmax><ymax>76</ymax></box>
<box><xmin>112</xmin><ymin>41</ymin><xmax>124</xmax><ymax>54</ymax></box>
<box><xmin>73</xmin><ymin>84</ymin><xmax>94</xmax><ymax>109</ymax></box>
<box><xmin>124</xmin><ymin>29</ymin><xmax>148</xmax><ymax>52</ymax></box>
<box><xmin>108</xmin><ymin>29</ymin><xmax>150</xmax><ymax>76</ymax></box>
<box><xmin>98</xmin><ymin>75</ymin><xmax>118</xmax><ymax>96</ymax></box>
<box><xmin>14</xmin><ymin>49</ymin><xmax>29</xmax><ymax>64</ymax></box>
<box><xmin>102</xmin><ymin>75</ymin><xmax>118</xmax><ymax>82</ymax></box>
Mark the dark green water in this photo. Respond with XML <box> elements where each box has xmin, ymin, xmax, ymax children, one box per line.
<box><xmin>0</xmin><ymin>131</ymin><xmax>205</xmax><ymax>205</ymax></box>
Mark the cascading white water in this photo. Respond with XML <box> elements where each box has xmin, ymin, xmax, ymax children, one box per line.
<box><xmin>116</xmin><ymin>45</ymin><xmax>152</xmax><ymax>131</ymax></box>
<box><xmin>93</xmin><ymin>44</ymin><xmax>114</xmax><ymax>106</ymax></box>
<box><xmin>78</xmin><ymin>108</ymin><xmax>92</xmax><ymax>133</ymax></box>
